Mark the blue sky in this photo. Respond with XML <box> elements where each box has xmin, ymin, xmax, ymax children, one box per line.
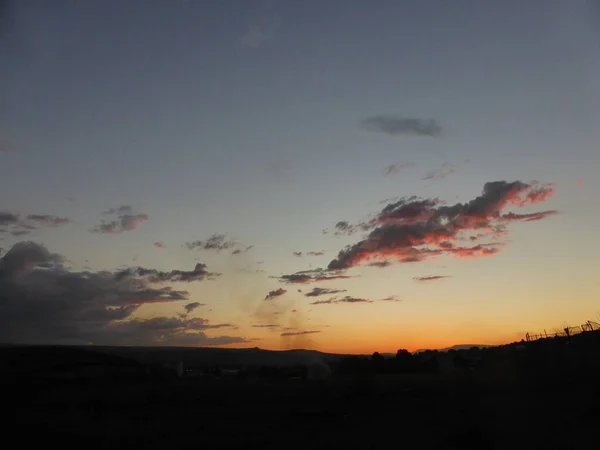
<box><xmin>1</xmin><ymin>0</ymin><xmax>599</xmax><ymax>353</ymax></box>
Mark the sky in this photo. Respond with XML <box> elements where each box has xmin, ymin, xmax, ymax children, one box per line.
<box><xmin>1</xmin><ymin>0</ymin><xmax>599</xmax><ymax>354</ymax></box>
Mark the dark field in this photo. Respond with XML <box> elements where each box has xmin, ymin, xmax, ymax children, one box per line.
<box><xmin>4</xmin><ymin>338</ymin><xmax>600</xmax><ymax>450</ymax></box>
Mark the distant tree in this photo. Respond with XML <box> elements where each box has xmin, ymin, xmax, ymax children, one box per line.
<box><xmin>371</xmin><ymin>352</ymin><xmax>384</xmax><ymax>373</ymax></box>
<box><xmin>396</xmin><ymin>349</ymin><xmax>412</xmax><ymax>361</ymax></box>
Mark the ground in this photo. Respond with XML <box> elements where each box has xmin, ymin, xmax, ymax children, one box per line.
<box><xmin>8</xmin><ymin>368</ymin><xmax>600</xmax><ymax>449</ymax></box>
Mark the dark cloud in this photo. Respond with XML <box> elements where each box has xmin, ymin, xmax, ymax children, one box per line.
<box><xmin>310</xmin><ymin>296</ymin><xmax>373</xmax><ymax>305</ymax></box>
<box><xmin>273</xmin><ymin>268</ymin><xmax>356</xmax><ymax>285</ymax></box>
<box><xmin>26</xmin><ymin>214</ymin><xmax>70</xmax><ymax>227</ymax></box>
<box><xmin>361</xmin><ymin>115</ymin><xmax>442</xmax><ymax>137</ymax></box>
<box><xmin>252</xmin><ymin>324</ymin><xmax>279</xmax><ymax>328</ymax></box>
<box><xmin>103</xmin><ymin>205</ymin><xmax>133</xmax><ymax>215</ymax></box>
<box><xmin>367</xmin><ymin>260</ymin><xmax>392</xmax><ymax>268</ymax></box>
<box><xmin>304</xmin><ymin>287</ymin><xmax>347</xmax><ymax>297</ymax></box>
<box><xmin>0</xmin><ymin>241</ymin><xmax>244</xmax><ymax>345</ymax></box>
<box><xmin>1</xmin><ymin>212</ymin><xmax>70</xmax><ymax>236</ymax></box>
<box><xmin>323</xmin><ymin>220</ymin><xmax>372</xmax><ymax>237</ymax></box>
<box><xmin>413</xmin><ymin>276</ymin><xmax>451</xmax><ymax>282</ymax></box>
<box><xmin>383</xmin><ymin>161</ymin><xmax>416</xmax><ymax>176</ymax></box>
<box><xmin>233</xmin><ymin>245</ymin><xmax>253</xmax><ymax>255</ymax></box>
<box><xmin>185</xmin><ymin>234</ymin><xmax>237</xmax><ymax>252</ymax></box>
<box><xmin>0</xmin><ymin>212</ymin><xmax>19</xmax><ymax>226</ymax></box>
<box><xmin>116</xmin><ymin>262</ymin><xmax>220</xmax><ymax>283</ymax></box>
<box><xmin>327</xmin><ymin>181</ymin><xmax>556</xmax><ymax>271</ymax></box>
<box><xmin>91</xmin><ymin>206</ymin><xmax>148</xmax><ymax>234</ymax></box>
<box><xmin>294</xmin><ymin>251</ymin><xmax>324</xmax><ymax>257</ymax></box>
<box><xmin>311</xmin><ymin>294</ymin><xmax>400</xmax><ymax>305</ymax></box>
<box><xmin>501</xmin><ymin>211</ymin><xmax>558</xmax><ymax>222</ymax></box>
<box><xmin>153</xmin><ymin>241</ymin><xmax>166</xmax><ymax>248</ymax></box>
<box><xmin>183</xmin><ymin>301</ymin><xmax>204</xmax><ymax>314</ymax></box>
<box><xmin>264</xmin><ymin>288</ymin><xmax>287</xmax><ymax>300</ymax></box>
<box><xmin>10</xmin><ymin>230</ymin><xmax>30</xmax><ymax>236</ymax></box>
<box><xmin>280</xmin><ymin>330</ymin><xmax>321</xmax><ymax>337</ymax></box>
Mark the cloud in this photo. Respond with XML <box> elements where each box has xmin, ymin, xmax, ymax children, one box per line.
<box><xmin>326</xmin><ymin>181</ymin><xmax>556</xmax><ymax>271</ymax></box>
<box><xmin>185</xmin><ymin>234</ymin><xmax>237</xmax><ymax>252</ymax></box>
<box><xmin>252</xmin><ymin>324</ymin><xmax>279</xmax><ymax>328</ymax></box>
<box><xmin>501</xmin><ymin>211</ymin><xmax>558</xmax><ymax>222</ymax></box>
<box><xmin>264</xmin><ymin>288</ymin><xmax>287</xmax><ymax>300</ymax></box>
<box><xmin>367</xmin><ymin>260</ymin><xmax>392</xmax><ymax>268</ymax></box>
<box><xmin>361</xmin><ymin>115</ymin><xmax>442</xmax><ymax>137</ymax></box>
<box><xmin>310</xmin><ymin>296</ymin><xmax>373</xmax><ymax>305</ymax></box>
<box><xmin>421</xmin><ymin>162</ymin><xmax>456</xmax><ymax>180</ymax></box>
<box><xmin>0</xmin><ymin>212</ymin><xmax>20</xmax><ymax>226</ymax></box>
<box><xmin>273</xmin><ymin>268</ymin><xmax>356</xmax><ymax>285</ymax></box>
<box><xmin>91</xmin><ymin>206</ymin><xmax>148</xmax><ymax>234</ymax></box>
<box><xmin>280</xmin><ymin>330</ymin><xmax>321</xmax><ymax>337</ymax></box>
<box><xmin>310</xmin><ymin>294</ymin><xmax>400</xmax><ymax>305</ymax></box>
<box><xmin>383</xmin><ymin>161</ymin><xmax>416</xmax><ymax>176</ymax></box>
<box><xmin>294</xmin><ymin>251</ymin><xmax>324</xmax><ymax>257</ymax></box>
<box><xmin>0</xmin><ymin>241</ymin><xmax>245</xmax><ymax>346</ymax></box>
<box><xmin>10</xmin><ymin>230</ymin><xmax>31</xmax><ymax>237</ymax></box>
<box><xmin>0</xmin><ymin>212</ymin><xmax>71</xmax><ymax>236</ymax></box>
<box><xmin>233</xmin><ymin>245</ymin><xmax>253</xmax><ymax>255</ymax></box>
<box><xmin>183</xmin><ymin>302</ymin><xmax>204</xmax><ymax>314</ymax></box>
<box><xmin>323</xmin><ymin>220</ymin><xmax>372</xmax><ymax>237</ymax></box>
<box><xmin>153</xmin><ymin>241</ymin><xmax>166</xmax><ymax>248</ymax></box>
<box><xmin>103</xmin><ymin>205</ymin><xmax>133</xmax><ymax>215</ymax></box>
<box><xmin>413</xmin><ymin>276</ymin><xmax>451</xmax><ymax>282</ymax></box>
<box><xmin>304</xmin><ymin>287</ymin><xmax>347</xmax><ymax>297</ymax></box>
<box><xmin>116</xmin><ymin>263</ymin><xmax>220</xmax><ymax>283</ymax></box>
<box><xmin>25</xmin><ymin>214</ymin><xmax>70</xmax><ymax>227</ymax></box>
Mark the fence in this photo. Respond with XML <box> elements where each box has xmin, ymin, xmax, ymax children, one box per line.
<box><xmin>525</xmin><ymin>321</ymin><xmax>600</xmax><ymax>342</ymax></box>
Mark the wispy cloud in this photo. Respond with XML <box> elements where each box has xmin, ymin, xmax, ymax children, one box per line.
<box><xmin>0</xmin><ymin>211</ymin><xmax>71</xmax><ymax>237</ymax></box>
<box><xmin>304</xmin><ymin>287</ymin><xmax>347</xmax><ymax>297</ymax></box>
<box><xmin>383</xmin><ymin>161</ymin><xmax>416</xmax><ymax>176</ymax></box>
<box><xmin>413</xmin><ymin>276</ymin><xmax>451</xmax><ymax>282</ymax></box>
<box><xmin>280</xmin><ymin>330</ymin><xmax>321</xmax><ymax>337</ymax></box>
<box><xmin>361</xmin><ymin>115</ymin><xmax>442</xmax><ymax>137</ymax></box>
<box><xmin>310</xmin><ymin>296</ymin><xmax>373</xmax><ymax>305</ymax></box>
<box><xmin>116</xmin><ymin>263</ymin><xmax>220</xmax><ymax>283</ymax></box>
<box><xmin>293</xmin><ymin>250</ymin><xmax>324</xmax><ymax>257</ymax></box>
<box><xmin>264</xmin><ymin>288</ymin><xmax>287</xmax><ymax>300</ymax></box>
<box><xmin>185</xmin><ymin>234</ymin><xmax>238</xmax><ymax>252</ymax></box>
<box><xmin>421</xmin><ymin>162</ymin><xmax>456</xmax><ymax>180</ymax></box>
<box><xmin>421</xmin><ymin>160</ymin><xmax>469</xmax><ymax>181</ymax></box>
<box><xmin>183</xmin><ymin>302</ymin><xmax>204</xmax><ymax>314</ymax></box>
<box><xmin>326</xmin><ymin>180</ymin><xmax>556</xmax><ymax>270</ymax></box>
<box><xmin>273</xmin><ymin>268</ymin><xmax>356</xmax><ymax>285</ymax></box>
<box><xmin>310</xmin><ymin>295</ymin><xmax>400</xmax><ymax>305</ymax></box>
<box><xmin>153</xmin><ymin>241</ymin><xmax>166</xmax><ymax>248</ymax></box>
<box><xmin>91</xmin><ymin>205</ymin><xmax>148</xmax><ymax>234</ymax></box>
<box><xmin>25</xmin><ymin>214</ymin><xmax>70</xmax><ymax>227</ymax></box>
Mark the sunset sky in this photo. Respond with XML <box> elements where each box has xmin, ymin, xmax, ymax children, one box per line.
<box><xmin>1</xmin><ymin>0</ymin><xmax>599</xmax><ymax>354</ymax></box>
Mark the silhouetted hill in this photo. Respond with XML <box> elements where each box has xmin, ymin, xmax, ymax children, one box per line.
<box><xmin>91</xmin><ymin>345</ymin><xmax>356</xmax><ymax>368</ymax></box>
<box><xmin>414</xmin><ymin>344</ymin><xmax>492</xmax><ymax>353</ymax></box>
